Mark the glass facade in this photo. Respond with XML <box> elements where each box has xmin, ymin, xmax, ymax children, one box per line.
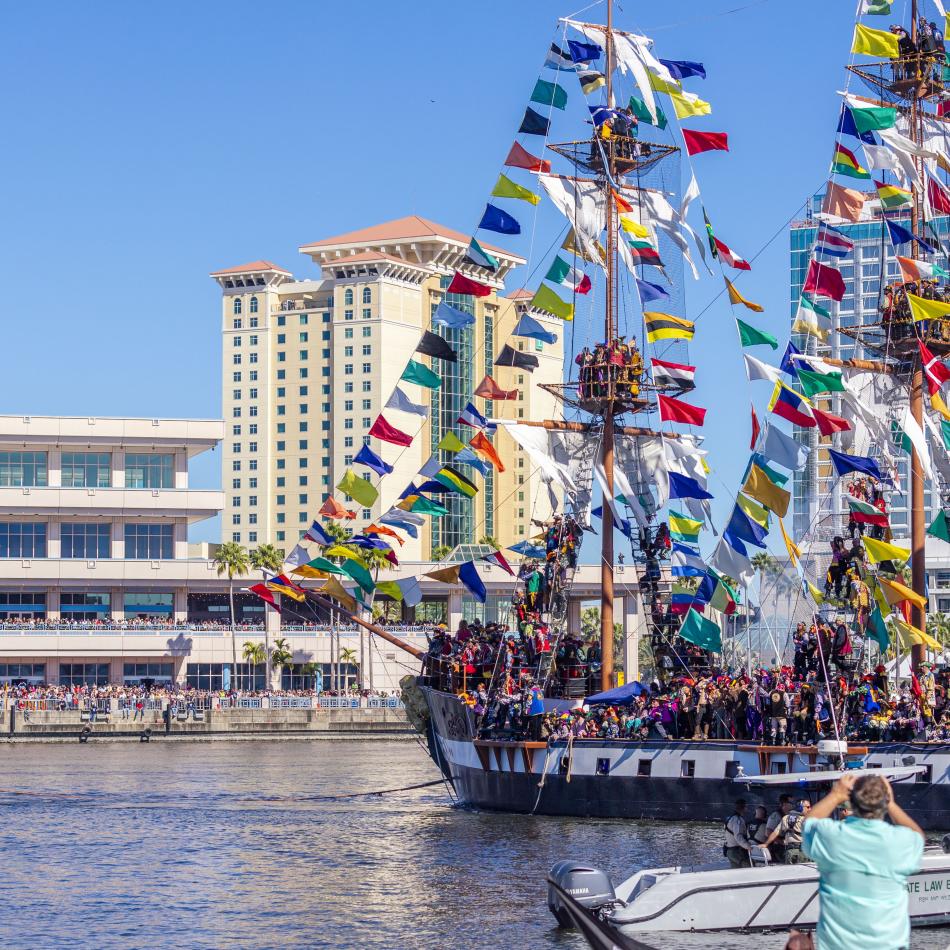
<box><xmin>0</xmin><ymin>523</ymin><xmax>46</xmax><ymax>558</ymax></box>
<box><xmin>123</xmin><ymin>662</ymin><xmax>174</xmax><ymax>683</ymax></box>
<box><xmin>0</xmin><ymin>451</ymin><xmax>47</xmax><ymax>487</ymax></box>
<box><xmin>125</xmin><ymin>453</ymin><xmax>173</xmax><ymax>489</ymax></box>
<box><xmin>124</xmin><ymin>523</ymin><xmax>173</xmax><ymax>559</ymax></box>
<box><xmin>790</xmin><ymin>206</ymin><xmax>950</xmax><ymax>542</ymax></box>
<box><xmin>185</xmin><ymin>662</ymin><xmax>264</xmax><ymax>691</ymax></box>
<box><xmin>59</xmin><ymin>663</ymin><xmax>110</xmax><ymax>686</ymax></box>
<box><xmin>430</xmin><ymin>280</ymin><xmax>475</xmax><ymax>555</ymax></box>
<box><xmin>61</xmin><ymin>523</ymin><xmax>111</xmax><ymax>559</ymax></box>
<box><xmin>60</xmin><ymin>592</ymin><xmax>110</xmax><ymax>620</ymax></box>
<box><xmin>0</xmin><ymin>663</ymin><xmax>45</xmax><ymax>683</ymax></box>
<box><xmin>123</xmin><ymin>592</ymin><xmax>173</xmax><ymax>616</ymax></box>
<box><xmin>0</xmin><ymin>592</ymin><xmax>46</xmax><ymax>618</ymax></box>
<box><xmin>61</xmin><ymin>452</ymin><xmax>111</xmax><ymax>488</ymax></box>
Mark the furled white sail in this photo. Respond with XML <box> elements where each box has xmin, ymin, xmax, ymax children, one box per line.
<box><xmin>540</xmin><ymin>174</ymin><xmax>607</xmax><ymax>272</ymax></box>
<box><xmin>550</xmin><ymin>429</ymin><xmax>598</xmax><ymax>526</ymax></box>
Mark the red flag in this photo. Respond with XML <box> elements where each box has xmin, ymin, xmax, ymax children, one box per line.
<box><xmin>911</xmin><ymin>673</ymin><xmax>922</xmax><ymax>699</ymax></box>
<box><xmin>750</xmin><ymin>404</ymin><xmax>760</xmax><ymax>451</ymax></box>
<box><xmin>920</xmin><ymin>340</ymin><xmax>950</xmax><ymax>396</ymax></box>
<box><xmin>474</xmin><ymin>375</ymin><xmax>518</xmax><ymax>400</ymax></box>
<box><xmin>469</xmin><ymin>430</ymin><xmax>505</xmax><ymax>472</ymax></box>
<box><xmin>713</xmin><ymin>237</ymin><xmax>751</xmax><ymax>271</ymax></box>
<box><xmin>385</xmin><ymin>549</ymin><xmax>399</xmax><ymax>566</ymax></box>
<box><xmin>802</xmin><ymin>259</ymin><xmax>845</xmax><ymax>302</ymax></box>
<box><xmin>447</xmin><ymin>271</ymin><xmax>492</xmax><ymax>297</ymax></box>
<box><xmin>248</xmin><ymin>583</ymin><xmax>282</xmax><ymax>613</ymax></box>
<box><xmin>812</xmin><ymin>406</ymin><xmax>851</xmax><ymax>436</ymax></box>
<box><xmin>483</xmin><ymin>550</ymin><xmax>515</xmax><ymax>576</ymax></box>
<box><xmin>368</xmin><ymin>414</ymin><xmax>413</xmax><ymax>446</ymax></box>
<box><xmin>658</xmin><ymin>394</ymin><xmax>706</xmax><ymax>426</ymax></box>
<box><xmin>682</xmin><ymin>130</ymin><xmax>728</xmax><ymax>156</ymax></box>
<box><xmin>320</xmin><ymin>497</ymin><xmax>356</xmax><ymax>520</ymax></box>
<box><xmin>504</xmin><ymin>141</ymin><xmax>551</xmax><ymax>173</ymax></box>
<box><xmin>929</xmin><ymin>176</ymin><xmax>950</xmax><ymax>215</ymax></box>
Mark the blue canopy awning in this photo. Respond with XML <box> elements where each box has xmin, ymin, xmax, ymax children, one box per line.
<box><xmin>585</xmin><ymin>681</ymin><xmax>649</xmax><ymax>705</ymax></box>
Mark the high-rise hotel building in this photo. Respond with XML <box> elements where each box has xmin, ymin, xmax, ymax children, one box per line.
<box><xmin>212</xmin><ymin>216</ymin><xmax>565</xmax><ymax>560</ymax></box>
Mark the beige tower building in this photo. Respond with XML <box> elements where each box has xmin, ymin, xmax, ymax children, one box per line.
<box><xmin>212</xmin><ymin>216</ymin><xmax>565</xmax><ymax>560</ymax></box>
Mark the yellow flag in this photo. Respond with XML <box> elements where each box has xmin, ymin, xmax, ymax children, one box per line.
<box><xmin>742</xmin><ymin>464</ymin><xmax>790</xmax><ymax>518</ymax></box>
<box><xmin>425</xmin><ymin>565</ymin><xmax>461</xmax><ymax>584</ymax></box>
<box><xmin>491</xmin><ymin>173</ymin><xmax>541</xmax><ymax>206</ymax></box>
<box><xmin>374</xmin><ymin>580</ymin><xmax>403</xmax><ymax>601</ymax></box>
<box><xmin>438</xmin><ymin>432</ymin><xmax>466</xmax><ymax>452</ymax></box>
<box><xmin>737</xmin><ymin>492</ymin><xmax>770</xmax><ymax>528</ymax></box>
<box><xmin>907</xmin><ymin>292</ymin><xmax>950</xmax><ymax>323</ymax></box>
<box><xmin>337</xmin><ymin>469</ymin><xmax>378</xmax><ymax>508</ymax></box>
<box><xmin>876</xmin><ymin>575</ymin><xmax>927</xmax><ymax>610</ymax></box>
<box><xmin>648</xmin><ymin>71</ymin><xmax>682</xmax><ymax>94</ymax></box>
<box><xmin>862</xmin><ymin>535</ymin><xmax>910</xmax><ymax>565</ymax></box>
<box><xmin>933</xmin><ymin>391</ymin><xmax>950</xmax><ymax>422</ymax></box>
<box><xmin>619</xmin><ymin>214</ymin><xmax>650</xmax><ymax>239</ymax></box>
<box><xmin>792</xmin><ymin>312</ymin><xmax>831</xmax><ymax>343</ymax></box>
<box><xmin>779</xmin><ymin>518</ymin><xmax>800</xmax><ymax>568</ymax></box>
<box><xmin>319</xmin><ymin>575</ymin><xmax>358</xmax><ymax>613</ymax></box>
<box><xmin>670</xmin><ymin>90</ymin><xmax>712</xmax><ymax>119</ymax></box>
<box><xmin>893</xmin><ymin>619</ymin><xmax>942</xmax><ymax>652</ymax></box>
<box><xmin>323</xmin><ymin>544</ymin><xmax>357</xmax><ymax>560</ymax></box>
<box><xmin>852</xmin><ymin>23</ymin><xmax>901</xmax><ymax>58</ymax></box>
<box><xmin>806</xmin><ymin>581</ymin><xmax>824</xmax><ymax>606</ymax></box>
<box><xmin>725</xmin><ymin>278</ymin><xmax>764</xmax><ymax>313</ymax></box>
<box><xmin>290</xmin><ymin>564</ymin><xmax>331</xmax><ymax>579</ymax></box>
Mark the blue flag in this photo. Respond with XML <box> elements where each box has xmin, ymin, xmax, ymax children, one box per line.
<box><xmin>354</xmin><ymin>444</ymin><xmax>392</xmax><ymax>477</ymax></box>
<box><xmin>885</xmin><ymin>218</ymin><xmax>915</xmax><ymax>246</ymax></box>
<box><xmin>780</xmin><ymin>341</ymin><xmax>801</xmax><ymax>378</ymax></box>
<box><xmin>635</xmin><ymin>277</ymin><xmax>669</xmax><ymax>303</ymax></box>
<box><xmin>568</xmin><ymin>39</ymin><xmax>602</xmax><ymax>63</ymax></box>
<box><xmin>828</xmin><ymin>448</ymin><xmax>889</xmax><ymax>483</ymax></box>
<box><xmin>304</xmin><ymin>520</ymin><xmax>333</xmax><ymax>545</ymax></box>
<box><xmin>725</xmin><ymin>505</ymin><xmax>768</xmax><ymax>549</ymax></box>
<box><xmin>453</xmin><ymin>448</ymin><xmax>491</xmax><ymax>477</ymax></box>
<box><xmin>508</xmin><ymin>540</ymin><xmax>546</xmax><ymax>558</ymax></box>
<box><xmin>459</xmin><ymin>561</ymin><xmax>487</xmax><ymax>603</ymax></box>
<box><xmin>479</xmin><ymin>203</ymin><xmax>521</xmax><ymax>235</ymax></box>
<box><xmin>512</xmin><ymin>313</ymin><xmax>558</xmax><ymax>344</ymax></box>
<box><xmin>518</xmin><ymin>107</ymin><xmax>550</xmax><ymax>136</ymax></box>
<box><xmin>669</xmin><ymin>471</ymin><xmax>713</xmax><ymax>500</ymax></box>
<box><xmin>659</xmin><ymin>58</ymin><xmax>706</xmax><ymax>80</ymax></box>
<box><xmin>433</xmin><ymin>301</ymin><xmax>475</xmax><ymax>329</ymax></box>
<box><xmin>379</xmin><ymin>515</ymin><xmax>418</xmax><ymax>539</ymax></box>
<box><xmin>589</xmin><ymin>105</ymin><xmax>621</xmax><ymax>127</ymax></box>
<box><xmin>836</xmin><ymin>106</ymin><xmax>876</xmax><ymax>145</ymax></box>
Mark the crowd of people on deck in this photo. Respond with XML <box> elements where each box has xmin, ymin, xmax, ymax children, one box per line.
<box><xmin>881</xmin><ymin>280</ymin><xmax>950</xmax><ymax>343</ymax></box>
<box><xmin>575</xmin><ymin>338</ymin><xmax>644</xmax><ymax>401</ymax></box>
<box><xmin>889</xmin><ymin>18</ymin><xmax>946</xmax><ymax>82</ymax></box>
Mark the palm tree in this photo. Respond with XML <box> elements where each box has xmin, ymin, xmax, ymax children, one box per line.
<box><xmin>478</xmin><ymin>534</ymin><xmax>499</xmax><ymax>548</ymax></box>
<box><xmin>339</xmin><ymin>646</ymin><xmax>359</xmax><ymax>689</ymax></box>
<box><xmin>270</xmin><ymin>636</ymin><xmax>294</xmax><ymax>690</ymax></box>
<box><xmin>242</xmin><ymin>641</ymin><xmax>266</xmax><ymax>691</ymax></box>
<box><xmin>249</xmin><ymin>544</ymin><xmax>285</xmax><ymax>684</ymax></box>
<box><xmin>300</xmin><ymin>661</ymin><xmax>320</xmax><ymax>693</ymax></box>
<box><xmin>324</xmin><ymin>522</ymin><xmax>353</xmax><ymax>545</ymax></box>
<box><xmin>432</xmin><ymin>544</ymin><xmax>452</xmax><ymax>562</ymax></box>
<box><xmin>213</xmin><ymin>541</ymin><xmax>250</xmax><ymax>675</ymax></box>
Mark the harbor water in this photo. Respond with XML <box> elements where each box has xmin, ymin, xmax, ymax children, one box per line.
<box><xmin>0</xmin><ymin>739</ymin><xmax>948</xmax><ymax>948</ymax></box>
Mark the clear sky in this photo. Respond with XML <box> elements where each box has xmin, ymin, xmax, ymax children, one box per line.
<box><xmin>0</xmin><ymin>0</ymin><xmax>873</xmax><ymax>548</ymax></box>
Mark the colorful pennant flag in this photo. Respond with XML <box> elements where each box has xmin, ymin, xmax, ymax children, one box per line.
<box><xmin>470</xmin><ymin>430</ymin><xmax>504</xmax><ymax>471</ymax></box>
<box><xmin>434</xmin><ymin>465</ymin><xmax>478</xmax><ymax>498</ymax></box>
<box><xmin>495</xmin><ymin>344</ymin><xmax>539</xmax><ymax>372</ymax></box>
<box><xmin>920</xmin><ymin>340</ymin><xmax>950</xmax><ymax>396</ymax></box>
<box><xmin>682</xmin><ymin>130</ymin><xmax>728</xmax><ymax>156</ymax></box>
<box><xmin>568</xmin><ymin>39</ymin><xmax>602</xmax><ymax>63</ymax></box>
<box><xmin>907</xmin><ymin>292</ymin><xmax>950</xmax><ymax>323</ymax></box>
<box><xmin>465</xmin><ymin>238</ymin><xmax>499</xmax><ymax>272</ymax></box>
<box><xmin>669</xmin><ymin>511</ymin><xmax>702</xmax><ymax>543</ymax></box>
<box><xmin>353</xmin><ymin>444</ymin><xmax>392</xmax><ymax>477</ymax></box>
<box><xmin>796</xmin><ymin>365</ymin><xmax>845</xmax><ymax>398</ymax></box>
<box><xmin>831</xmin><ymin>142</ymin><xmax>871</xmax><ymax>179</ymax></box>
<box><xmin>679</xmin><ymin>608</ymin><xmax>722</xmax><ymax>652</ymax></box>
<box><xmin>505</xmin><ymin>141</ymin><xmax>551</xmax><ymax>173</ymax></box>
<box><xmin>578</xmin><ymin>69</ymin><xmax>606</xmax><ymax>94</ymax></box>
<box><xmin>475</xmin><ymin>375</ymin><xmax>518</xmax><ymax>400</ymax></box>
<box><xmin>477</xmin><ymin>205</ymin><xmax>520</xmax><ymax>237</ymax></box>
<box><xmin>447</xmin><ymin>269</ymin><xmax>494</xmax><ymax>295</ymax></box>
<box><xmin>433</xmin><ymin>301</ymin><xmax>476</xmax><ymax>329</ymax></box>
<box><xmin>651</xmin><ymin>357</ymin><xmax>696</xmax><ymax>390</ymax></box>
<box><xmin>803</xmin><ymin>260</ymin><xmax>846</xmax><ymax>301</ymax></box>
<box><xmin>658</xmin><ymin>394</ymin><xmax>706</xmax><ymax>426</ymax></box>
<box><xmin>530</xmin><ymin>284</ymin><xmax>574</xmax><ymax>320</ymax></box>
<box><xmin>483</xmin><ymin>550</ymin><xmax>515</xmax><ymax>576</ymax></box>
<box><xmin>531</xmin><ymin>78</ymin><xmax>568</xmax><ymax>110</ymax></box>
<box><xmin>491</xmin><ymin>173</ymin><xmax>541</xmax><ymax>205</ymax></box>
<box><xmin>319</xmin><ymin>497</ymin><xmax>356</xmax><ymax>520</ymax></box>
<box><xmin>337</xmin><ymin>470</ymin><xmax>378</xmax><ymax>509</ymax></box>
<box><xmin>645</xmin><ymin>312</ymin><xmax>694</xmax><ymax>342</ymax></box>
<box><xmin>862</xmin><ymin>536</ymin><xmax>910</xmax><ymax>565</ymax></box>
<box><xmin>518</xmin><ymin>107</ymin><xmax>550</xmax><ymax>136</ymax></box>
<box><xmin>636</xmin><ymin>277</ymin><xmax>670</xmax><ymax>303</ymax></box>
<box><xmin>768</xmin><ymin>381</ymin><xmax>816</xmax><ymax>427</ymax></box>
<box><xmin>629</xmin><ymin>95</ymin><xmax>667</xmax><ymax>129</ymax></box>
<box><xmin>725</xmin><ymin>278</ymin><xmax>764</xmax><ymax>312</ymax></box>
<box><xmin>401</xmin><ymin>360</ymin><xmax>442</xmax><ymax>389</ymax></box>
<box><xmin>457</xmin><ymin>402</ymin><xmax>488</xmax><ymax>430</ymax></box>
<box><xmin>712</xmin><ymin>236</ymin><xmax>751</xmax><ymax>270</ymax></box>
<box><xmin>416</xmin><ymin>331</ymin><xmax>457</xmax><ymax>363</ymax></box>
<box><xmin>848</xmin><ymin>497</ymin><xmax>889</xmax><ymax>527</ymax></box>
<box><xmin>737</xmin><ymin>318</ymin><xmax>778</xmax><ymax>349</ymax></box>
<box><xmin>544</xmin><ymin>43</ymin><xmax>574</xmax><ymax>70</ymax></box>
<box><xmin>386</xmin><ymin>386</ymin><xmax>428</xmax><ymax>417</ymax></box>
<box><xmin>368</xmin><ymin>415</ymin><xmax>413</xmax><ymax>447</ymax></box>
<box><xmin>828</xmin><ymin>447</ymin><xmax>888</xmax><ymax>482</ymax></box>
<box><xmin>876</xmin><ymin>180</ymin><xmax>913</xmax><ymax>210</ymax></box>
<box><xmin>897</xmin><ymin>256</ymin><xmax>949</xmax><ymax>282</ymax></box>
<box><xmin>513</xmin><ymin>313</ymin><xmax>558</xmax><ymax>345</ymax></box>
<box><xmin>815</xmin><ymin>222</ymin><xmax>854</xmax><ymax>257</ymax></box>
<box><xmin>670</xmin><ymin>90</ymin><xmax>712</xmax><ymax>119</ymax></box>
<box><xmin>546</xmin><ymin>256</ymin><xmax>591</xmax><ymax>294</ymax></box>
<box><xmin>851</xmin><ymin>23</ymin><xmax>901</xmax><ymax>58</ymax></box>
<box><xmin>458</xmin><ymin>561</ymin><xmax>487</xmax><ymax>603</ymax></box>
<box><xmin>743</xmin><ymin>464</ymin><xmax>791</xmax><ymax>517</ymax></box>
<box><xmin>813</xmin><ymin>406</ymin><xmax>852</xmax><ymax>436</ymax></box>
<box><xmin>437</xmin><ymin>431</ymin><xmax>466</xmax><ymax>453</ymax></box>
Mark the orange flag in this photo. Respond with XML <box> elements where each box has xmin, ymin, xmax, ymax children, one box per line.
<box><xmin>366</xmin><ymin>523</ymin><xmax>405</xmax><ymax>546</ymax></box>
<box><xmin>725</xmin><ymin>278</ymin><xmax>764</xmax><ymax>313</ymax></box>
<box><xmin>474</xmin><ymin>375</ymin><xmax>518</xmax><ymax>400</ymax></box>
<box><xmin>319</xmin><ymin>497</ymin><xmax>356</xmax><ymax>520</ymax></box>
<box><xmin>470</xmin><ymin>430</ymin><xmax>505</xmax><ymax>472</ymax></box>
<box><xmin>821</xmin><ymin>181</ymin><xmax>867</xmax><ymax>223</ymax></box>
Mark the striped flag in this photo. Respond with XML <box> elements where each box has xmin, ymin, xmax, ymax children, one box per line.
<box><xmin>650</xmin><ymin>357</ymin><xmax>696</xmax><ymax>390</ymax></box>
<box><xmin>545</xmin><ymin>256</ymin><xmax>591</xmax><ymax>294</ymax></box>
<box><xmin>457</xmin><ymin>402</ymin><xmax>488</xmax><ymax>430</ymax></box>
<box><xmin>897</xmin><ymin>255</ymin><xmax>949</xmax><ymax>282</ymax></box>
<box><xmin>645</xmin><ymin>312</ymin><xmax>695</xmax><ymax>343</ymax></box>
<box><xmin>712</xmin><ymin>237</ymin><xmax>751</xmax><ymax>271</ymax></box>
<box><xmin>815</xmin><ymin>222</ymin><xmax>854</xmax><ymax>258</ymax></box>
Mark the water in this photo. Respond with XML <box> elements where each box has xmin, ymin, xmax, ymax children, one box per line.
<box><xmin>0</xmin><ymin>739</ymin><xmax>947</xmax><ymax>949</ymax></box>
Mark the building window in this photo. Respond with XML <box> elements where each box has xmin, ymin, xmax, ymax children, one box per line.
<box><xmin>233</xmin><ymin>336</ymin><xmax>242</xmax><ymax>347</ymax></box>
<box><xmin>277</xmin><ymin>315</ymin><xmax>286</xmax><ymax>326</ymax></box>
<box><xmin>362</xmin><ymin>345</ymin><xmax>372</xmax><ymax>356</ymax></box>
<box><xmin>59</xmin><ymin>662</ymin><xmax>111</xmax><ymax>686</ymax></box>
<box><xmin>362</xmin><ymin>417</ymin><xmax>371</xmax><ymax>428</ymax></box>
<box><xmin>233</xmin><ymin>319</ymin><xmax>242</xmax><ymax>329</ymax></box>
<box><xmin>248</xmin><ymin>531</ymin><xmax>257</xmax><ymax>543</ymax></box>
<box><xmin>232</xmin><ymin>425</ymin><xmax>241</xmax><ymax>436</ymax></box>
<box><xmin>232</xmin><ymin>532</ymin><xmax>241</xmax><ymax>542</ymax></box>
<box><xmin>249</xmin><ymin>406</ymin><xmax>258</xmax><ymax>417</ymax></box>
<box><xmin>125</xmin><ymin>453</ymin><xmax>173</xmax><ymax>489</ymax></box>
<box><xmin>362</xmin><ymin>309</ymin><xmax>371</xmax><ymax>320</ymax></box>
<box><xmin>249</xmin><ymin>352</ymin><xmax>258</xmax><ymax>364</ymax></box>
<box><xmin>250</xmin><ymin>316</ymin><xmax>258</xmax><ymax>328</ymax></box>
<box><xmin>232</xmin><ymin>514</ymin><xmax>241</xmax><ymax>525</ymax></box>
<box><xmin>299</xmin><ymin>350</ymin><xmax>308</xmax><ymax>360</ymax></box>
<box><xmin>362</xmin><ymin>362</ymin><xmax>371</xmax><ymax>374</ymax></box>
<box><xmin>344</xmin><ymin>327</ymin><xmax>353</xmax><ymax>340</ymax></box>
<box><xmin>61</xmin><ymin>523</ymin><xmax>110</xmax><ymax>559</ymax></box>
<box><xmin>0</xmin><ymin>523</ymin><xmax>46</xmax><ymax>558</ymax></box>
<box><xmin>362</xmin><ymin>326</ymin><xmax>371</xmax><ymax>338</ymax></box>
<box><xmin>61</xmin><ymin>452</ymin><xmax>111</xmax><ymax>488</ymax></box>
<box><xmin>277</xmin><ymin>333</ymin><xmax>286</xmax><ymax>344</ymax></box>
<box><xmin>362</xmin><ymin>399</ymin><xmax>371</xmax><ymax>410</ymax></box>
<box><xmin>362</xmin><ymin>287</ymin><xmax>371</xmax><ymax>304</ymax></box>
<box><xmin>344</xmin><ymin>436</ymin><xmax>353</xmax><ymax>448</ymax></box>
<box><xmin>344</xmin><ymin>288</ymin><xmax>354</xmax><ymax>305</ymax></box>
<box><xmin>345</xmin><ymin>364</ymin><xmax>353</xmax><ymax>375</ymax></box>
<box><xmin>249</xmin><ymin>477</ymin><xmax>257</xmax><ymax>488</ymax></box>
<box><xmin>344</xmin><ymin>346</ymin><xmax>353</xmax><ymax>357</ymax></box>
<box><xmin>233</xmin><ymin>354</ymin><xmax>242</xmax><ymax>365</ymax></box>
<box><xmin>250</xmin><ymin>296</ymin><xmax>258</xmax><ymax>313</ymax></box>
<box><xmin>233</xmin><ymin>298</ymin><xmax>242</xmax><ymax>315</ymax></box>
<box><xmin>344</xmin><ymin>419</ymin><xmax>354</xmax><ymax>430</ymax></box>
<box><xmin>124</xmin><ymin>523</ymin><xmax>173</xmax><ymax>559</ymax></box>
<box><xmin>344</xmin><ymin>310</ymin><xmax>353</xmax><ymax>321</ymax></box>
<box><xmin>232</xmin><ymin>478</ymin><xmax>241</xmax><ymax>489</ymax></box>
<box><xmin>0</xmin><ymin>452</ymin><xmax>48</xmax><ymax>487</ymax></box>
<box><xmin>300</xmin><ymin>332</ymin><xmax>308</xmax><ymax>342</ymax></box>
<box><xmin>232</xmin><ymin>372</ymin><xmax>242</xmax><ymax>382</ymax></box>
<box><xmin>362</xmin><ymin>381</ymin><xmax>371</xmax><ymax>392</ymax></box>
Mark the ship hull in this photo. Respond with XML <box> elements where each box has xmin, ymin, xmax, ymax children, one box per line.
<box><xmin>423</xmin><ymin>686</ymin><xmax>950</xmax><ymax>829</ymax></box>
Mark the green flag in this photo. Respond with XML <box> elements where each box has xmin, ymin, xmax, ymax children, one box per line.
<box><xmin>339</xmin><ymin>557</ymin><xmax>375</xmax><ymax>595</ymax></box>
<box><xmin>848</xmin><ymin>103</ymin><xmax>896</xmax><ymax>134</ymax></box>
<box><xmin>337</xmin><ymin>469</ymin><xmax>378</xmax><ymax>508</ymax></box>
<box><xmin>437</xmin><ymin>431</ymin><xmax>466</xmax><ymax>452</ymax></box>
<box><xmin>307</xmin><ymin>557</ymin><xmax>347</xmax><ymax>575</ymax></box>
<box><xmin>796</xmin><ymin>367</ymin><xmax>845</xmax><ymax>398</ymax></box>
<box><xmin>866</xmin><ymin>605</ymin><xmax>890</xmax><ymax>651</ymax></box>
<box><xmin>531</xmin><ymin>78</ymin><xmax>568</xmax><ymax>110</ymax></box>
<box><xmin>928</xmin><ymin>510</ymin><xmax>950</xmax><ymax>543</ymax></box>
<box><xmin>530</xmin><ymin>283</ymin><xmax>574</xmax><ymax>320</ymax></box>
<box><xmin>679</xmin><ymin>608</ymin><xmax>722</xmax><ymax>652</ymax></box>
<box><xmin>401</xmin><ymin>360</ymin><xmax>442</xmax><ymax>389</ymax></box>
<box><xmin>860</xmin><ymin>0</ymin><xmax>892</xmax><ymax>13</ymax></box>
<box><xmin>736</xmin><ymin>318</ymin><xmax>778</xmax><ymax>350</ymax></box>
<box><xmin>374</xmin><ymin>580</ymin><xmax>403</xmax><ymax>601</ymax></box>
<box><xmin>491</xmin><ymin>174</ymin><xmax>540</xmax><ymax>205</ymax></box>
<box><xmin>745</xmin><ymin>456</ymin><xmax>788</xmax><ymax>487</ymax></box>
<box><xmin>941</xmin><ymin>418</ymin><xmax>950</xmax><ymax>451</ymax></box>
<box><xmin>629</xmin><ymin>95</ymin><xmax>667</xmax><ymax>129</ymax></box>
<box><xmin>410</xmin><ymin>495</ymin><xmax>449</xmax><ymax>516</ymax></box>
<box><xmin>891</xmin><ymin>420</ymin><xmax>912</xmax><ymax>456</ymax></box>
<box><xmin>800</xmin><ymin>295</ymin><xmax>831</xmax><ymax>319</ymax></box>
<box><xmin>545</xmin><ymin>256</ymin><xmax>573</xmax><ymax>285</ymax></box>
<box><xmin>710</xmin><ymin>577</ymin><xmax>738</xmax><ymax>615</ymax></box>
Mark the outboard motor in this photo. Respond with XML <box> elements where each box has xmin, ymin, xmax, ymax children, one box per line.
<box><xmin>547</xmin><ymin>860</ymin><xmax>617</xmax><ymax>928</ymax></box>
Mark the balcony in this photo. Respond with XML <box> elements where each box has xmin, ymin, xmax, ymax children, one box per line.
<box><xmin>0</xmin><ymin>558</ymin><xmax>226</xmax><ymax>586</ymax></box>
<box><xmin>0</xmin><ymin>486</ymin><xmax>224</xmax><ymax>521</ymax></box>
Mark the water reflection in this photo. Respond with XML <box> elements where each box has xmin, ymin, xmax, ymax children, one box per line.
<box><xmin>0</xmin><ymin>740</ymin><xmax>945</xmax><ymax>948</ymax></box>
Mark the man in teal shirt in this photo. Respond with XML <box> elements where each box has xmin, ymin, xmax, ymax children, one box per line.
<box><xmin>802</xmin><ymin>772</ymin><xmax>924</xmax><ymax>950</ymax></box>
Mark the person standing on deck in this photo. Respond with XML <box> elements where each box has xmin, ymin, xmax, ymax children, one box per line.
<box><xmin>724</xmin><ymin>799</ymin><xmax>753</xmax><ymax>869</ymax></box>
<box><xmin>802</xmin><ymin>773</ymin><xmax>923</xmax><ymax>950</ymax></box>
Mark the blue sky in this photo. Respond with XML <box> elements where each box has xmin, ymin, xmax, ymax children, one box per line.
<box><xmin>0</xmin><ymin>0</ymin><xmax>870</xmax><ymax>547</ymax></box>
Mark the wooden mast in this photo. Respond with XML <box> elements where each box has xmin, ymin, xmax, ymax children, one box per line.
<box><xmin>599</xmin><ymin>0</ymin><xmax>617</xmax><ymax>691</ymax></box>
<box><xmin>909</xmin><ymin>0</ymin><xmax>928</xmax><ymax>668</ymax></box>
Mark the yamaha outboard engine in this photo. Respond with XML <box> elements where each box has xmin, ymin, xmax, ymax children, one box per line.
<box><xmin>547</xmin><ymin>860</ymin><xmax>617</xmax><ymax>928</ymax></box>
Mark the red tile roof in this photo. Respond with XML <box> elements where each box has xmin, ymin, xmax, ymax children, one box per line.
<box><xmin>322</xmin><ymin>250</ymin><xmax>428</xmax><ymax>267</ymax></box>
<box><xmin>210</xmin><ymin>260</ymin><xmax>291</xmax><ymax>277</ymax></box>
<box><xmin>300</xmin><ymin>215</ymin><xmax>512</xmax><ymax>257</ymax></box>
<box><xmin>506</xmin><ymin>289</ymin><xmax>533</xmax><ymax>300</ymax></box>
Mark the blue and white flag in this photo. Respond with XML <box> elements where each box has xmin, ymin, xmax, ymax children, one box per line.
<box><xmin>635</xmin><ymin>277</ymin><xmax>669</xmax><ymax>304</ymax></box>
<box><xmin>304</xmin><ymin>521</ymin><xmax>333</xmax><ymax>545</ymax></box>
<box><xmin>354</xmin><ymin>443</ymin><xmax>393</xmax><ymax>477</ymax></box>
<box><xmin>433</xmin><ymin>301</ymin><xmax>475</xmax><ymax>329</ymax></box>
<box><xmin>457</xmin><ymin>402</ymin><xmax>488</xmax><ymax>430</ymax></box>
<box><xmin>386</xmin><ymin>386</ymin><xmax>429</xmax><ymax>417</ymax></box>
<box><xmin>672</xmin><ymin>542</ymin><xmax>706</xmax><ymax>577</ymax></box>
<box><xmin>513</xmin><ymin>313</ymin><xmax>558</xmax><ymax>345</ymax></box>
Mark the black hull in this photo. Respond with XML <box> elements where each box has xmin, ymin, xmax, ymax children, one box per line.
<box><xmin>422</xmin><ymin>686</ymin><xmax>950</xmax><ymax>829</ymax></box>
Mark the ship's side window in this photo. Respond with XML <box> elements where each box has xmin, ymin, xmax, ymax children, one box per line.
<box><xmin>917</xmin><ymin>764</ymin><xmax>933</xmax><ymax>784</ymax></box>
<box><xmin>724</xmin><ymin>761</ymin><xmax>741</xmax><ymax>779</ymax></box>
<box><xmin>681</xmin><ymin>760</ymin><xmax>695</xmax><ymax>778</ymax></box>
<box><xmin>637</xmin><ymin>759</ymin><xmax>652</xmax><ymax>777</ymax></box>
<box><xmin>558</xmin><ymin>755</ymin><xmax>572</xmax><ymax>774</ymax></box>
<box><xmin>596</xmin><ymin>758</ymin><xmax>611</xmax><ymax>776</ymax></box>
<box><xmin>770</xmin><ymin>761</ymin><xmax>788</xmax><ymax>775</ymax></box>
